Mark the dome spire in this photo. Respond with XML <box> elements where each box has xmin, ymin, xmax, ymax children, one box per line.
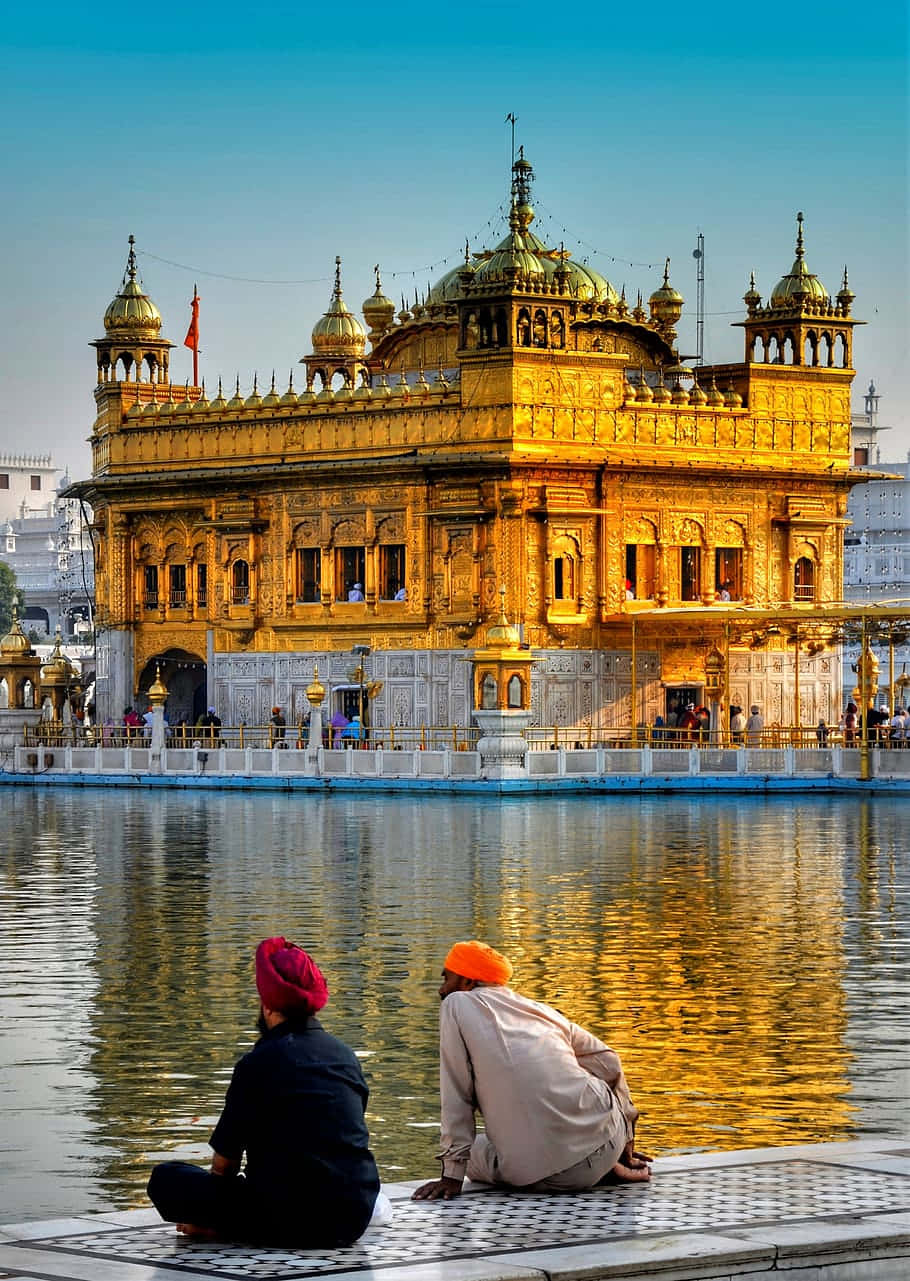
<box><xmin>795</xmin><ymin>211</ymin><xmax>805</xmax><ymax>261</ymax></box>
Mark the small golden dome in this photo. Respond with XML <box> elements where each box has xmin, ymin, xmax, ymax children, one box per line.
<box><xmin>837</xmin><ymin>266</ymin><xmax>855</xmax><ymax>313</ymax></box>
<box><xmin>653</xmin><ymin>369</ymin><xmax>673</xmax><ymax>405</ymax></box>
<box><xmin>743</xmin><ymin>270</ymin><xmax>762</xmax><ymax>312</ymax></box>
<box><xmin>671</xmin><ymin>379</ymin><xmax>690</xmax><ymax>405</ymax></box>
<box><xmin>193</xmin><ymin>383</ymin><xmax>210</xmax><ymax>412</ymax></box>
<box><xmin>689</xmin><ymin>377</ymin><xmax>708</xmax><ymax>407</ymax></box>
<box><xmin>635</xmin><ymin>369</ymin><xmax>654</xmax><ymax>403</ymax></box>
<box><xmin>724</xmin><ymin>382</ymin><xmax>743</xmax><ymax>408</ymax></box>
<box><xmin>391</xmin><ymin>369</ymin><xmax>410</xmax><ymax>399</ymax></box>
<box><xmin>374</xmin><ymin>374</ymin><xmax>392</xmax><ymax>399</ymax></box>
<box><xmin>362</xmin><ymin>266</ymin><xmax>396</xmax><ymax>336</ymax></box>
<box><xmin>244</xmin><ymin>374</ymin><xmax>263</xmax><ymax>409</ymax></box>
<box><xmin>103</xmin><ymin>236</ymin><xmax>163</xmax><ymax>337</ymax></box>
<box><xmin>40</xmin><ymin>630</ymin><xmax>76</xmax><ymax>684</ymax></box>
<box><xmin>770</xmin><ymin>213</ymin><xmax>828</xmax><ymax>307</ymax></box>
<box><xmin>0</xmin><ymin>607</ymin><xmax>31</xmax><ymax>656</ymax></box>
<box><xmin>706</xmin><ymin>375</ymin><xmax>725</xmax><ymax>407</ymax></box>
<box><xmin>226</xmin><ymin>377</ymin><xmax>245</xmax><ymax>411</ymax></box>
<box><xmin>649</xmin><ymin>259</ymin><xmax>684</xmax><ymax>328</ymax></box>
<box><xmin>261</xmin><ymin>373</ymin><xmax>281</xmax><ymax>408</ymax></box>
<box><xmin>306</xmin><ymin>664</ymin><xmax>325</xmax><ymax>707</ymax></box>
<box><xmin>311</xmin><ymin>257</ymin><xmax>366</xmax><ymax>355</ymax></box>
<box><xmin>209</xmin><ymin>378</ymin><xmax>228</xmax><ymax>410</ymax></box>
<box><xmin>158</xmin><ymin>385</ymin><xmax>178</xmax><ymax>415</ymax></box>
<box><xmin>279</xmin><ymin>373</ymin><xmax>299</xmax><ymax>407</ymax></box>
<box><xmin>141</xmin><ymin>394</ymin><xmax>160</xmax><ymax>418</ymax></box>
<box><xmin>475</xmin><ymin>205</ymin><xmax>545</xmax><ymax>285</ymax></box>
<box><xmin>485</xmin><ymin>589</ymin><xmax>521</xmax><ymax>648</ymax></box>
<box><xmin>298</xmin><ymin>385</ymin><xmax>317</xmax><ymax>405</ymax></box>
<box><xmin>352</xmin><ymin>374</ymin><xmax>373</xmax><ymax>401</ymax></box>
<box><xmin>175</xmin><ymin>383</ymin><xmax>194</xmax><ymax>414</ymax></box>
<box><xmin>148</xmin><ymin>663</ymin><xmax>168</xmax><ymax>703</ymax></box>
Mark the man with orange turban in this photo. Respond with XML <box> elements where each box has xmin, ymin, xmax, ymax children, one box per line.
<box><xmin>148</xmin><ymin>938</ymin><xmax>380</xmax><ymax>1244</ymax></box>
<box><xmin>413</xmin><ymin>940</ymin><xmax>649</xmax><ymax>1200</ymax></box>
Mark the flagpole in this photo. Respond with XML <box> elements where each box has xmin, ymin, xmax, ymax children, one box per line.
<box><xmin>191</xmin><ymin>285</ymin><xmax>199</xmax><ymax>387</ymax></box>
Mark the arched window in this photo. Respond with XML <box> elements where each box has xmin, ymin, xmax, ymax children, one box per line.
<box><xmin>783</xmin><ymin>336</ymin><xmax>795</xmax><ymax>365</ymax></box>
<box><xmin>232</xmin><ymin>559</ymin><xmax>250</xmax><ymax>604</ymax></box>
<box><xmin>553</xmin><ymin>553</ymin><xmax>575</xmax><ymax>601</ymax></box>
<box><xmin>834</xmin><ymin>332</ymin><xmax>848</xmax><ymax>367</ymax></box>
<box><xmin>481</xmin><ymin>673</ymin><xmax>498</xmax><ymax>709</ymax></box>
<box><xmin>794</xmin><ymin>557</ymin><xmax>815</xmax><ymax>601</ymax></box>
<box><xmin>751</xmin><ymin>334</ymin><xmax>765</xmax><ymax>362</ymax></box>
<box><xmin>507</xmin><ymin>674</ymin><xmax>523</xmax><ymax>708</ymax></box>
<box><xmin>517</xmin><ymin>308</ymin><xmax>531</xmax><ymax>346</ymax></box>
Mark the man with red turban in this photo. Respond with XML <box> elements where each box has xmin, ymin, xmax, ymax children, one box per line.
<box><xmin>148</xmin><ymin>938</ymin><xmax>380</xmax><ymax>1245</ymax></box>
<box><xmin>413</xmin><ymin>940</ymin><xmax>649</xmax><ymax>1200</ymax></box>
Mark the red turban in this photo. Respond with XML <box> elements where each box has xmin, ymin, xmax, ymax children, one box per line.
<box><xmin>444</xmin><ymin>940</ymin><xmax>513</xmax><ymax>984</ymax></box>
<box><xmin>255</xmin><ymin>937</ymin><xmax>328</xmax><ymax>1015</ymax></box>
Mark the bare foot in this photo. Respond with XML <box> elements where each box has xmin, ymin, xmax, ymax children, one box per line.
<box><xmin>176</xmin><ymin>1223</ymin><xmax>221</xmax><ymax>1240</ymax></box>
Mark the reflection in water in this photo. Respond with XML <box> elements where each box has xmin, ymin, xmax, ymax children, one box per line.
<box><xmin>1</xmin><ymin>788</ymin><xmax>907</xmax><ymax>1221</ymax></box>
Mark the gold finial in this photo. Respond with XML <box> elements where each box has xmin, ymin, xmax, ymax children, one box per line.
<box><xmin>796</xmin><ymin>212</ymin><xmax>805</xmax><ymax>259</ymax></box>
<box><xmin>498</xmin><ymin>583</ymin><xmax>508</xmax><ymax>624</ymax></box>
<box><xmin>464</xmin><ymin>239</ymin><xmax>471</xmax><ymax>265</ymax></box>
<box><xmin>127</xmin><ymin>234</ymin><xmax>137</xmax><ymax>280</ymax></box>
<box><xmin>374</xmin><ymin>264</ymin><xmax>382</xmax><ymax>290</ymax></box>
<box><xmin>663</xmin><ymin>257</ymin><xmax>671</xmax><ymax>284</ymax></box>
<box><xmin>334</xmin><ymin>255</ymin><xmax>342</xmax><ymax>297</ymax></box>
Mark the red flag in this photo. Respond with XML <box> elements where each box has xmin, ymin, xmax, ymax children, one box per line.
<box><xmin>184</xmin><ymin>285</ymin><xmax>200</xmax><ymax>385</ymax></box>
<box><xmin>184</xmin><ymin>285</ymin><xmax>200</xmax><ymax>350</ymax></box>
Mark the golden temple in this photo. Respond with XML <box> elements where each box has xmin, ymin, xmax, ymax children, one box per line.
<box><xmin>75</xmin><ymin>154</ymin><xmax>863</xmax><ymax>730</ymax></box>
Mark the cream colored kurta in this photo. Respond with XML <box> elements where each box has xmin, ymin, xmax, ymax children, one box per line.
<box><xmin>437</xmin><ymin>985</ymin><xmax>639</xmax><ymax>1186</ymax></box>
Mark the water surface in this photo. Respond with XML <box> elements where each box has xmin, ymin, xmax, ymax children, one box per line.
<box><xmin>0</xmin><ymin>788</ymin><xmax>907</xmax><ymax>1221</ymax></box>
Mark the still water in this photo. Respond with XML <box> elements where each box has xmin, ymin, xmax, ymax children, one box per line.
<box><xmin>0</xmin><ymin>787</ymin><xmax>907</xmax><ymax>1222</ymax></box>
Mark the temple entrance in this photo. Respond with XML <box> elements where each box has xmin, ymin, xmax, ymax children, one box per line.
<box><xmin>136</xmin><ymin>648</ymin><xmax>206</xmax><ymax>730</ymax></box>
<box><xmin>665</xmin><ymin>685</ymin><xmax>703</xmax><ymax>719</ymax></box>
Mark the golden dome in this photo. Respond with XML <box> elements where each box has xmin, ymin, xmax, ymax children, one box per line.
<box><xmin>41</xmin><ymin>631</ymin><xmax>76</xmax><ymax>685</ymax></box>
<box><xmin>262</xmin><ymin>373</ymin><xmax>281</xmax><ymax>408</ymax></box>
<box><xmin>148</xmin><ymin>663</ymin><xmax>168</xmax><ymax>703</ymax></box>
<box><xmin>306</xmin><ymin>664</ymin><xmax>325</xmax><ymax>707</ymax></box>
<box><xmin>0</xmin><ymin>607</ymin><xmax>31</xmax><ymax>656</ymax></box>
<box><xmin>103</xmin><ymin>236</ymin><xmax>163</xmax><ymax>338</ymax></box>
<box><xmin>485</xmin><ymin>592</ymin><xmax>521</xmax><ymax>648</ymax></box>
<box><xmin>226</xmin><ymin>377</ymin><xmax>245</xmax><ymax>411</ymax></box>
<box><xmin>475</xmin><ymin>204</ymin><xmax>546</xmax><ymax>286</ymax></box>
<box><xmin>770</xmin><ymin>213</ymin><xmax>829</xmax><ymax>307</ymax></box>
<box><xmin>279</xmin><ymin>373</ymin><xmax>299</xmax><ymax>407</ymax></box>
<box><xmin>311</xmin><ymin>257</ymin><xmax>366</xmax><ymax>355</ymax></box>
<box><xmin>362</xmin><ymin>266</ymin><xmax>396</xmax><ymax>335</ymax></box>
<box><xmin>649</xmin><ymin>259</ymin><xmax>684</xmax><ymax>328</ymax></box>
<box><xmin>244</xmin><ymin>374</ymin><xmax>263</xmax><ymax>409</ymax></box>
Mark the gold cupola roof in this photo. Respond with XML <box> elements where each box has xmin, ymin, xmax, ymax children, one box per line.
<box><xmin>311</xmin><ymin>257</ymin><xmax>366</xmax><ymax>355</ymax></box>
<box><xmin>770</xmin><ymin>213</ymin><xmax>829</xmax><ymax>307</ymax></box>
<box><xmin>103</xmin><ymin>236</ymin><xmax>163</xmax><ymax>338</ymax></box>
<box><xmin>649</xmin><ymin>258</ymin><xmax>684</xmax><ymax>327</ymax></box>
<box><xmin>362</xmin><ymin>265</ymin><xmax>396</xmax><ymax>336</ymax></box>
<box><xmin>474</xmin><ymin>203</ymin><xmax>546</xmax><ymax>286</ymax></box>
<box><xmin>0</xmin><ymin>607</ymin><xmax>31</xmax><ymax>656</ymax></box>
<box><xmin>40</xmin><ymin>630</ymin><xmax>77</xmax><ymax>685</ymax></box>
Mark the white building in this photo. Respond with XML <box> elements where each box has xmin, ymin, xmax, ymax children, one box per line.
<box><xmin>0</xmin><ymin>455</ymin><xmax>94</xmax><ymax>639</ymax></box>
<box><xmin>845</xmin><ymin>385</ymin><xmax>910</xmax><ymax>708</ymax></box>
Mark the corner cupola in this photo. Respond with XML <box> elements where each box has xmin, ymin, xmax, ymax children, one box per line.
<box><xmin>90</xmin><ymin>236</ymin><xmax>174</xmax><ymax>384</ymax></box>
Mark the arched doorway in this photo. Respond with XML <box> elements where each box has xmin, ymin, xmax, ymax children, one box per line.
<box><xmin>136</xmin><ymin>648</ymin><xmax>207</xmax><ymax>731</ymax></box>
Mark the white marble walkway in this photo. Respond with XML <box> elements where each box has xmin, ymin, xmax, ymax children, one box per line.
<box><xmin>1</xmin><ymin>1140</ymin><xmax>909</xmax><ymax>1281</ymax></box>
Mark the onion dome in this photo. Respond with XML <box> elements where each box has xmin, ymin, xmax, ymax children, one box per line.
<box><xmin>635</xmin><ymin>369</ymin><xmax>654</xmax><ymax>403</ymax></box>
<box><xmin>226</xmin><ymin>377</ymin><xmax>245</xmax><ymax>411</ymax></box>
<box><xmin>125</xmin><ymin>387</ymin><xmax>142</xmax><ymax>419</ymax></box>
<box><xmin>706</xmin><ymin>375</ymin><xmax>725</xmax><ymax>408</ymax></box>
<box><xmin>141</xmin><ymin>393</ymin><xmax>160</xmax><ymax>418</ymax></box>
<box><xmin>306</xmin><ymin>664</ymin><xmax>325</xmax><ymax>708</ymax></box>
<box><xmin>209</xmin><ymin>377</ymin><xmax>228</xmax><ymax>411</ymax></box>
<box><xmin>158</xmin><ymin>384</ymin><xmax>178</xmax><ymax>415</ymax></box>
<box><xmin>475</xmin><ymin>203</ymin><xmax>545</xmax><ymax>286</ymax></box>
<box><xmin>631</xmin><ymin>291</ymin><xmax>647</xmax><ymax>323</ymax></box>
<box><xmin>391</xmin><ymin>368</ymin><xmax>410</xmax><ymax>399</ymax></box>
<box><xmin>770</xmin><ymin>213</ymin><xmax>829</xmax><ymax>307</ymax></box>
<box><xmin>174</xmin><ymin>383</ymin><xmax>194</xmax><ymax>414</ymax></box>
<box><xmin>148</xmin><ymin>663</ymin><xmax>168</xmax><ymax>705</ymax></box>
<box><xmin>623</xmin><ymin>373</ymin><xmax>638</xmax><ymax>406</ymax></box>
<box><xmin>432</xmin><ymin>368</ymin><xmax>451</xmax><ymax>395</ymax></box>
<box><xmin>298</xmin><ymin>383</ymin><xmax>317</xmax><ymax>406</ymax></box>
<box><xmin>485</xmin><ymin>587</ymin><xmax>521</xmax><ymax>647</ymax></box>
<box><xmin>103</xmin><ymin>236</ymin><xmax>164</xmax><ymax>338</ymax></box>
<box><xmin>413</xmin><ymin>369</ymin><xmax>431</xmax><ymax>398</ymax></box>
<box><xmin>262</xmin><ymin>372</ymin><xmax>281</xmax><ymax>408</ymax></box>
<box><xmin>0</xmin><ymin>607</ymin><xmax>31</xmax><ymax>657</ymax></box>
<box><xmin>689</xmin><ymin>376</ymin><xmax>708</xmax><ymax>407</ymax></box>
<box><xmin>653</xmin><ymin>368</ymin><xmax>673</xmax><ymax>405</ymax></box>
<box><xmin>311</xmin><ymin>257</ymin><xmax>366</xmax><ymax>355</ymax></box>
<box><xmin>334</xmin><ymin>376</ymin><xmax>354</xmax><ymax>403</ymax></box>
<box><xmin>837</xmin><ymin>267</ymin><xmax>855</xmax><ymax>314</ymax></box>
<box><xmin>279</xmin><ymin>372</ymin><xmax>299</xmax><ymax>407</ymax></box>
<box><xmin>671</xmin><ymin>378</ymin><xmax>690</xmax><ymax>405</ymax></box>
<box><xmin>743</xmin><ymin>271</ymin><xmax>762</xmax><ymax>314</ymax></box>
<box><xmin>724</xmin><ymin>381</ymin><xmax>743</xmax><ymax>408</ymax></box>
<box><xmin>193</xmin><ymin>382</ymin><xmax>210</xmax><ymax>412</ymax></box>
<box><xmin>352</xmin><ymin>375</ymin><xmax>373</xmax><ymax>402</ymax></box>
<box><xmin>374</xmin><ymin>374</ymin><xmax>392</xmax><ymax>399</ymax></box>
<box><xmin>244</xmin><ymin>374</ymin><xmax>263</xmax><ymax>409</ymax></box>
<box><xmin>362</xmin><ymin>266</ymin><xmax>396</xmax><ymax>338</ymax></box>
<box><xmin>41</xmin><ymin>630</ymin><xmax>76</xmax><ymax>686</ymax></box>
<box><xmin>315</xmin><ymin>382</ymin><xmax>335</xmax><ymax>403</ymax></box>
<box><xmin>649</xmin><ymin>259</ymin><xmax>684</xmax><ymax>329</ymax></box>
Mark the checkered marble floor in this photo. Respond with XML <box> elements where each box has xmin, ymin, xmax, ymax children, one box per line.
<box><xmin>2</xmin><ymin>1141</ymin><xmax>910</xmax><ymax>1281</ymax></box>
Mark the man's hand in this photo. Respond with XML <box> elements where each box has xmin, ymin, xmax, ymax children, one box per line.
<box><xmin>411</xmin><ymin>1175</ymin><xmax>464</xmax><ymax>1201</ymax></box>
<box><xmin>610</xmin><ymin>1140</ymin><xmax>652</xmax><ymax>1182</ymax></box>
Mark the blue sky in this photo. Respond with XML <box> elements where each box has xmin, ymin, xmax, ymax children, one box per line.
<box><xmin>1</xmin><ymin>1</ymin><xmax>906</xmax><ymax>479</ymax></box>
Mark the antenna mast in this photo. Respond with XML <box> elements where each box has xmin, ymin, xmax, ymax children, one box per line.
<box><xmin>693</xmin><ymin>232</ymin><xmax>705</xmax><ymax>365</ymax></box>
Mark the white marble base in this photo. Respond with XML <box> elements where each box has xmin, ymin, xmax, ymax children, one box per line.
<box><xmin>1</xmin><ymin>1141</ymin><xmax>908</xmax><ymax>1281</ymax></box>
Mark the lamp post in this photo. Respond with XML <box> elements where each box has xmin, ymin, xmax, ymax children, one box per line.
<box><xmin>305</xmin><ymin>664</ymin><xmax>325</xmax><ymax>765</ymax></box>
<box><xmin>704</xmin><ymin>644</ymin><xmax>725</xmax><ymax>743</ymax></box>
<box><xmin>351</xmin><ymin>644</ymin><xmax>371</xmax><ymax>743</ymax></box>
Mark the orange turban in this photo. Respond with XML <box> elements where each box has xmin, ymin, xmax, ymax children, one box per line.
<box><xmin>444</xmin><ymin>940</ymin><xmax>513</xmax><ymax>985</ymax></box>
